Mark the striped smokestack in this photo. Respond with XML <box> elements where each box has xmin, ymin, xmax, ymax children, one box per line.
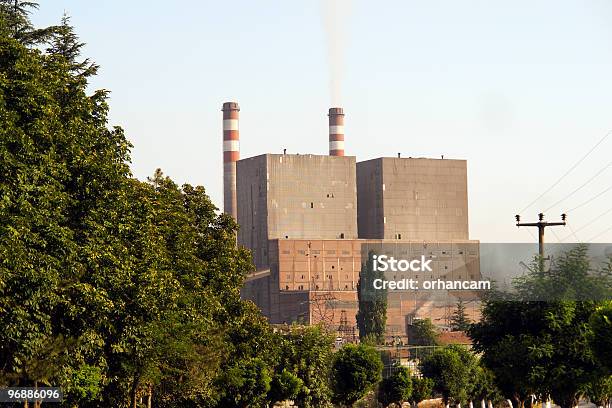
<box><xmin>222</xmin><ymin>102</ymin><xmax>240</xmax><ymax>219</ymax></box>
<box><xmin>328</xmin><ymin>107</ymin><xmax>344</xmax><ymax>156</ymax></box>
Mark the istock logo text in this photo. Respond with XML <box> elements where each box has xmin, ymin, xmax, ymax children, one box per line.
<box><xmin>372</xmin><ymin>255</ymin><xmax>433</xmax><ymax>272</ymax></box>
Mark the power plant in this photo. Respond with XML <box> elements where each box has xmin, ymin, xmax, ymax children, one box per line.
<box><xmin>222</xmin><ymin>102</ymin><xmax>480</xmax><ymax>341</ymax></box>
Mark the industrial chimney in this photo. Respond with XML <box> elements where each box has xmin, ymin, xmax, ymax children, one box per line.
<box><xmin>328</xmin><ymin>107</ymin><xmax>344</xmax><ymax>156</ymax></box>
<box><xmin>222</xmin><ymin>102</ymin><xmax>240</xmax><ymax>219</ymax></box>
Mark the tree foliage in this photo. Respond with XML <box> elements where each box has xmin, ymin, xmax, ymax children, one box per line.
<box><xmin>377</xmin><ymin>366</ymin><xmax>412</xmax><ymax>407</ymax></box>
<box><xmin>450</xmin><ymin>300</ymin><xmax>471</xmax><ymax>332</ymax></box>
<box><xmin>407</xmin><ymin>318</ymin><xmax>439</xmax><ymax>346</ymax></box>
<box><xmin>331</xmin><ymin>343</ymin><xmax>383</xmax><ymax>407</ymax></box>
<box><xmin>469</xmin><ymin>245</ymin><xmax>612</xmax><ymax>408</ymax></box>
<box><xmin>357</xmin><ymin>251</ymin><xmax>387</xmax><ymax>344</ymax></box>
<box><xmin>0</xmin><ymin>4</ymin><xmax>281</xmax><ymax>407</ymax></box>
<box><xmin>411</xmin><ymin>377</ymin><xmax>434</xmax><ymax>404</ymax></box>
<box><xmin>420</xmin><ymin>345</ymin><xmax>478</xmax><ymax>406</ymax></box>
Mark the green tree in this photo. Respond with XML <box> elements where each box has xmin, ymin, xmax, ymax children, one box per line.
<box><xmin>589</xmin><ymin>300</ymin><xmax>612</xmax><ymax>372</ymax></box>
<box><xmin>0</xmin><ymin>6</ymin><xmax>276</xmax><ymax>407</ymax></box>
<box><xmin>0</xmin><ymin>0</ymin><xmax>56</xmax><ymax>45</ymax></box>
<box><xmin>276</xmin><ymin>325</ymin><xmax>335</xmax><ymax>408</ymax></box>
<box><xmin>470</xmin><ymin>366</ymin><xmax>503</xmax><ymax>408</ymax></box>
<box><xmin>218</xmin><ymin>358</ymin><xmax>272</xmax><ymax>408</ymax></box>
<box><xmin>411</xmin><ymin>377</ymin><xmax>434</xmax><ymax>405</ymax></box>
<box><xmin>450</xmin><ymin>300</ymin><xmax>471</xmax><ymax>332</ymax></box>
<box><xmin>357</xmin><ymin>251</ymin><xmax>387</xmax><ymax>344</ymax></box>
<box><xmin>586</xmin><ymin>376</ymin><xmax>612</xmax><ymax>408</ymax></box>
<box><xmin>470</xmin><ymin>246</ymin><xmax>611</xmax><ymax>408</ymax></box>
<box><xmin>420</xmin><ymin>345</ymin><xmax>478</xmax><ymax>407</ymax></box>
<box><xmin>378</xmin><ymin>366</ymin><xmax>412</xmax><ymax>407</ymax></box>
<box><xmin>407</xmin><ymin>318</ymin><xmax>439</xmax><ymax>346</ymax></box>
<box><xmin>268</xmin><ymin>369</ymin><xmax>304</xmax><ymax>406</ymax></box>
<box><xmin>331</xmin><ymin>343</ymin><xmax>383</xmax><ymax>407</ymax></box>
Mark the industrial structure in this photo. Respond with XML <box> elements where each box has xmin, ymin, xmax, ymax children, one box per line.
<box><xmin>222</xmin><ymin>103</ymin><xmax>480</xmax><ymax>341</ymax></box>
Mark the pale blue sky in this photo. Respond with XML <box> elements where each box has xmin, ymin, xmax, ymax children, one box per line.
<box><xmin>33</xmin><ymin>0</ymin><xmax>612</xmax><ymax>243</ymax></box>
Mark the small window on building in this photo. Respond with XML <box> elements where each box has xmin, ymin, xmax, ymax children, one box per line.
<box><xmin>316</xmin><ymin>285</ymin><xmax>319</xmax><ymax>289</ymax></box>
<box><xmin>344</xmin><ymin>285</ymin><xmax>348</xmax><ymax>290</ymax></box>
<box><xmin>285</xmin><ymin>235</ymin><xmax>288</xmax><ymax>239</ymax></box>
<box><xmin>398</xmin><ymin>233</ymin><xmax>402</xmax><ymax>239</ymax></box>
<box><xmin>310</xmin><ymin>202</ymin><xmax>314</xmax><ymax>208</ymax></box>
<box><xmin>340</xmin><ymin>233</ymin><xmax>345</xmax><ymax>239</ymax></box>
<box><xmin>331</xmin><ymin>265</ymin><xmax>335</xmax><ymax>269</ymax></box>
<box><xmin>285</xmin><ymin>285</ymin><xmax>289</xmax><ymax>290</ymax></box>
<box><xmin>301</xmin><ymin>275</ymin><xmax>305</xmax><ymax>279</ymax></box>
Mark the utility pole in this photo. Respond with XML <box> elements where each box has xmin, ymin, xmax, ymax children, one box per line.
<box><xmin>515</xmin><ymin>213</ymin><xmax>567</xmax><ymax>270</ymax></box>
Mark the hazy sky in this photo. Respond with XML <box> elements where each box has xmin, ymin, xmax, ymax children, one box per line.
<box><xmin>33</xmin><ymin>0</ymin><xmax>612</xmax><ymax>243</ymax></box>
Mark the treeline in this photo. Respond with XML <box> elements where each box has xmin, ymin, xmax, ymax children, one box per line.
<box><xmin>470</xmin><ymin>246</ymin><xmax>612</xmax><ymax>408</ymax></box>
<box><xmin>0</xmin><ymin>2</ymin><xmax>329</xmax><ymax>406</ymax></box>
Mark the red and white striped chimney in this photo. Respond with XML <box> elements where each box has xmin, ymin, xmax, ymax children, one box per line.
<box><xmin>222</xmin><ymin>102</ymin><xmax>240</xmax><ymax>219</ymax></box>
<box><xmin>328</xmin><ymin>107</ymin><xmax>344</xmax><ymax>156</ymax></box>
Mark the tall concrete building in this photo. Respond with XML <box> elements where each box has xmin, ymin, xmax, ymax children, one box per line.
<box><xmin>236</xmin><ymin>154</ymin><xmax>358</xmax><ymax>268</ymax></box>
<box><xmin>223</xmin><ymin>102</ymin><xmax>480</xmax><ymax>340</ymax></box>
<box><xmin>357</xmin><ymin>157</ymin><xmax>469</xmax><ymax>240</ymax></box>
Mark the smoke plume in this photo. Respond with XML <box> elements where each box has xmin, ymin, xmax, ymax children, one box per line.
<box><xmin>321</xmin><ymin>0</ymin><xmax>352</xmax><ymax>106</ymax></box>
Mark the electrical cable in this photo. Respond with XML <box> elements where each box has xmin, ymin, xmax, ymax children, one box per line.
<box><xmin>587</xmin><ymin>225</ymin><xmax>612</xmax><ymax>242</ymax></box>
<box><xmin>560</xmin><ymin>206</ymin><xmax>612</xmax><ymax>241</ymax></box>
<box><xmin>543</xmin><ymin>160</ymin><xmax>612</xmax><ymax>212</ymax></box>
<box><xmin>566</xmin><ymin>184</ymin><xmax>612</xmax><ymax>213</ymax></box>
<box><xmin>519</xmin><ymin>129</ymin><xmax>612</xmax><ymax>214</ymax></box>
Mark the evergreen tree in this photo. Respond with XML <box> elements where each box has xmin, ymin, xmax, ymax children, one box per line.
<box><xmin>450</xmin><ymin>300</ymin><xmax>471</xmax><ymax>332</ymax></box>
<box><xmin>357</xmin><ymin>251</ymin><xmax>387</xmax><ymax>344</ymax></box>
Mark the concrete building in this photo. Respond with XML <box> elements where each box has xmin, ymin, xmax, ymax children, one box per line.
<box><xmin>242</xmin><ymin>238</ymin><xmax>480</xmax><ymax>337</ymax></box>
<box><xmin>223</xmin><ymin>102</ymin><xmax>480</xmax><ymax>341</ymax></box>
<box><xmin>357</xmin><ymin>157</ymin><xmax>469</xmax><ymax>240</ymax></box>
<box><xmin>236</xmin><ymin>153</ymin><xmax>358</xmax><ymax>268</ymax></box>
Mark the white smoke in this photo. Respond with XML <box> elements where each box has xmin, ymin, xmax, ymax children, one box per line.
<box><xmin>321</xmin><ymin>0</ymin><xmax>352</xmax><ymax>106</ymax></box>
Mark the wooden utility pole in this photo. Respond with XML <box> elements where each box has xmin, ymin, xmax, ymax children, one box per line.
<box><xmin>515</xmin><ymin>213</ymin><xmax>567</xmax><ymax>269</ymax></box>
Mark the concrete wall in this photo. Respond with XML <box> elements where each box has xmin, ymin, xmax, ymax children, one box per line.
<box><xmin>266</xmin><ymin>154</ymin><xmax>358</xmax><ymax>241</ymax></box>
<box><xmin>236</xmin><ymin>154</ymin><xmax>269</xmax><ymax>268</ymax></box>
<box><xmin>243</xmin><ymin>238</ymin><xmax>480</xmax><ymax>337</ymax></box>
<box><xmin>357</xmin><ymin>157</ymin><xmax>469</xmax><ymax>240</ymax></box>
<box><xmin>356</xmin><ymin>159</ymin><xmax>384</xmax><ymax>238</ymax></box>
<box><xmin>237</xmin><ymin>154</ymin><xmax>358</xmax><ymax>267</ymax></box>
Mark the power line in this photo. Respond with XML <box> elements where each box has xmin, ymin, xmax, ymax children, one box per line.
<box><xmin>519</xmin><ymin>129</ymin><xmax>612</xmax><ymax>214</ymax></box>
<box><xmin>515</xmin><ymin>213</ymin><xmax>566</xmax><ymax>261</ymax></box>
<box><xmin>587</xmin><ymin>225</ymin><xmax>612</xmax><ymax>242</ymax></box>
<box><xmin>543</xmin><ymin>159</ymin><xmax>612</xmax><ymax>212</ymax></box>
<box><xmin>566</xmin><ymin>184</ymin><xmax>612</xmax><ymax>213</ymax></box>
<box><xmin>560</xmin><ymin>205</ymin><xmax>612</xmax><ymax>241</ymax></box>
<box><xmin>525</xmin><ymin>228</ymin><xmax>537</xmax><ymax>241</ymax></box>
<box><xmin>550</xmin><ymin>228</ymin><xmax>562</xmax><ymax>243</ymax></box>
<box><xmin>567</xmin><ymin>224</ymin><xmax>581</xmax><ymax>242</ymax></box>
